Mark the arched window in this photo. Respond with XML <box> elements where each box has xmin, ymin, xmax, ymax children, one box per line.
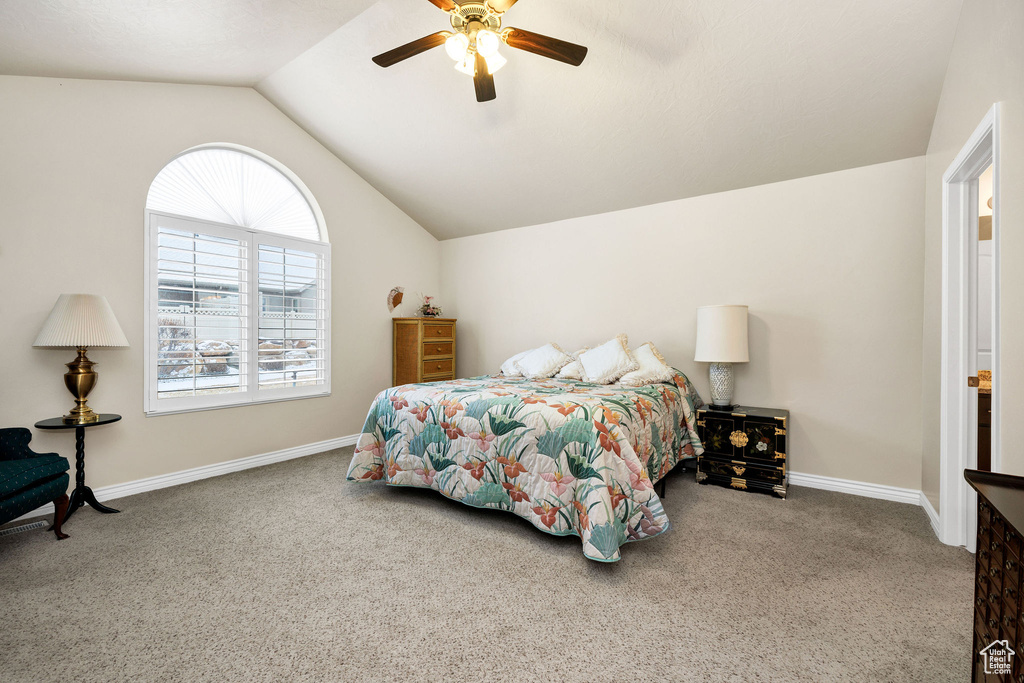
<box><xmin>144</xmin><ymin>145</ymin><xmax>330</xmax><ymax>415</ymax></box>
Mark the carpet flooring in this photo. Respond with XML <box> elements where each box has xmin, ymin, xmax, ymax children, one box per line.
<box><xmin>1</xmin><ymin>447</ymin><xmax>973</xmax><ymax>682</ymax></box>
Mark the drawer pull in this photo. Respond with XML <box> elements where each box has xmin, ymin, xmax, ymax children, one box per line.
<box><xmin>1005</xmin><ymin>615</ymin><xmax>1014</xmax><ymax>627</ymax></box>
<box><xmin>991</xmin><ymin>567</ymin><xmax>1002</xmax><ymax>578</ymax></box>
<box><xmin>991</xmin><ymin>593</ymin><xmax>1001</xmax><ymax>604</ymax></box>
<box><xmin>732</xmin><ymin>466</ymin><xmax>746</xmax><ymax>476</ymax></box>
<box><xmin>1006</xmin><ymin>586</ymin><xmax>1017</xmax><ymax>600</ymax></box>
<box><xmin>978</xmin><ymin>596</ymin><xmax>987</xmax><ymax>607</ymax></box>
<box><xmin>992</xmin><ymin>541</ymin><xmax>1000</xmax><ymax>551</ymax></box>
<box><xmin>1007</xmin><ymin>558</ymin><xmax>1017</xmax><ymax>571</ymax></box>
<box><xmin>981</xmin><ymin>550</ymin><xmax>990</xmax><ymax>561</ymax></box>
<box><xmin>990</xmin><ymin>618</ymin><xmax>999</xmax><ymax>629</ymax></box>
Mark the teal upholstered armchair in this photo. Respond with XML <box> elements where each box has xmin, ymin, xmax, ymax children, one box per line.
<box><xmin>0</xmin><ymin>428</ymin><xmax>71</xmax><ymax>539</ymax></box>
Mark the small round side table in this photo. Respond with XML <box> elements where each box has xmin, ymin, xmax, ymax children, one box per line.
<box><xmin>35</xmin><ymin>414</ymin><xmax>122</xmax><ymax>524</ymax></box>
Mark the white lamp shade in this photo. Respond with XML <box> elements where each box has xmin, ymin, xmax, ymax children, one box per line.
<box><xmin>694</xmin><ymin>305</ymin><xmax>749</xmax><ymax>363</ymax></box>
<box><xmin>33</xmin><ymin>294</ymin><xmax>129</xmax><ymax>348</ymax></box>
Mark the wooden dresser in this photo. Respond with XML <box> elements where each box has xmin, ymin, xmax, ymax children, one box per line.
<box><xmin>966</xmin><ymin>469</ymin><xmax>1024</xmax><ymax>681</ymax></box>
<box><xmin>392</xmin><ymin>317</ymin><xmax>457</xmax><ymax>386</ymax></box>
<box><xmin>695</xmin><ymin>406</ymin><xmax>789</xmax><ymax>498</ymax></box>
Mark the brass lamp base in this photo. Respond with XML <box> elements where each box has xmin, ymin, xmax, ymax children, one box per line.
<box><xmin>62</xmin><ymin>347</ymin><xmax>100</xmax><ymax>424</ymax></box>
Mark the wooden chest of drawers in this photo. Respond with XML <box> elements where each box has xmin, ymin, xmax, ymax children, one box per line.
<box><xmin>695</xmin><ymin>406</ymin><xmax>789</xmax><ymax>498</ymax></box>
<box><xmin>966</xmin><ymin>470</ymin><xmax>1024</xmax><ymax>682</ymax></box>
<box><xmin>392</xmin><ymin>317</ymin><xmax>457</xmax><ymax>386</ymax></box>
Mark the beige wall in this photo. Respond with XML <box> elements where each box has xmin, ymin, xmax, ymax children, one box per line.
<box><xmin>440</xmin><ymin>158</ymin><xmax>926</xmax><ymax>490</ymax></box>
<box><xmin>920</xmin><ymin>0</ymin><xmax>1024</xmax><ymax>510</ymax></box>
<box><xmin>0</xmin><ymin>76</ymin><xmax>439</xmax><ymax>489</ymax></box>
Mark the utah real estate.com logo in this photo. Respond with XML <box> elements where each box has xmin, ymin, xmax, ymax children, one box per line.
<box><xmin>981</xmin><ymin>639</ymin><xmax>1015</xmax><ymax>676</ymax></box>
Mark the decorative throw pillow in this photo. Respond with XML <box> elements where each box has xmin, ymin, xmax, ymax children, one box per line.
<box><xmin>514</xmin><ymin>343</ymin><xmax>573</xmax><ymax>379</ymax></box>
<box><xmin>619</xmin><ymin>342</ymin><xmax>676</xmax><ymax>387</ymax></box>
<box><xmin>555</xmin><ymin>347</ymin><xmax>589</xmax><ymax>380</ymax></box>
<box><xmin>500</xmin><ymin>349</ymin><xmax>533</xmax><ymax>376</ymax></box>
<box><xmin>578</xmin><ymin>335</ymin><xmax>638</xmax><ymax>384</ymax></box>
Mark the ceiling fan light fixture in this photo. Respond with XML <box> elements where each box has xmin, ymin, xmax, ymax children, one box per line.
<box><xmin>371</xmin><ymin>0</ymin><xmax>587</xmax><ymax>102</ymax></box>
<box><xmin>476</xmin><ymin>29</ymin><xmax>501</xmax><ymax>57</ymax></box>
<box><xmin>444</xmin><ymin>32</ymin><xmax>470</xmax><ymax>61</ymax></box>
<box><xmin>455</xmin><ymin>51</ymin><xmax>506</xmax><ymax>77</ymax></box>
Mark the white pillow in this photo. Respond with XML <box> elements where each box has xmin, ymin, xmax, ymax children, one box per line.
<box><xmin>619</xmin><ymin>342</ymin><xmax>676</xmax><ymax>387</ymax></box>
<box><xmin>514</xmin><ymin>343</ymin><xmax>572</xmax><ymax>379</ymax></box>
<box><xmin>500</xmin><ymin>349</ymin><xmax>533</xmax><ymax>376</ymax></box>
<box><xmin>578</xmin><ymin>335</ymin><xmax>638</xmax><ymax>385</ymax></box>
<box><xmin>555</xmin><ymin>347</ymin><xmax>589</xmax><ymax>380</ymax></box>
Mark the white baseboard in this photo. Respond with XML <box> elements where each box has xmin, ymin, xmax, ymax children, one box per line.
<box><xmin>12</xmin><ymin>434</ymin><xmax>359</xmax><ymax>523</ymax></box>
<box><xmin>920</xmin><ymin>491</ymin><xmax>942</xmax><ymax>539</ymax></box>
<box><xmin>15</xmin><ymin>443</ymin><xmax>942</xmax><ymax>540</ymax></box>
<box><xmin>788</xmin><ymin>471</ymin><xmax>922</xmax><ymax>506</ymax></box>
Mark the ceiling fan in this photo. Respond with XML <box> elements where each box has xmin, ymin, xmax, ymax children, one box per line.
<box><xmin>372</xmin><ymin>0</ymin><xmax>588</xmax><ymax>102</ymax></box>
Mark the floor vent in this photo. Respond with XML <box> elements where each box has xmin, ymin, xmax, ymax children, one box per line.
<box><xmin>0</xmin><ymin>520</ymin><xmax>47</xmax><ymax>537</ymax></box>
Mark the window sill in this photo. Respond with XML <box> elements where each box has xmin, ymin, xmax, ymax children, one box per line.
<box><xmin>145</xmin><ymin>389</ymin><xmax>331</xmax><ymax>417</ymax></box>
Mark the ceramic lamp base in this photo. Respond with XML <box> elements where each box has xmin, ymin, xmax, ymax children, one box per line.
<box><xmin>708</xmin><ymin>361</ymin><xmax>735</xmax><ymax>408</ymax></box>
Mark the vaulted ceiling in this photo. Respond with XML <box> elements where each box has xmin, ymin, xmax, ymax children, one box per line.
<box><xmin>0</xmin><ymin>0</ymin><xmax>963</xmax><ymax>239</ymax></box>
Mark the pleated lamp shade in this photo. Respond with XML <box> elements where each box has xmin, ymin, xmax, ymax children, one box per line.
<box><xmin>33</xmin><ymin>294</ymin><xmax>129</xmax><ymax>348</ymax></box>
<box><xmin>694</xmin><ymin>305</ymin><xmax>749</xmax><ymax>363</ymax></box>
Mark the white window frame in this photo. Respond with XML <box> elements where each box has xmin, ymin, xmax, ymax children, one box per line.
<box><xmin>144</xmin><ymin>211</ymin><xmax>331</xmax><ymax>416</ymax></box>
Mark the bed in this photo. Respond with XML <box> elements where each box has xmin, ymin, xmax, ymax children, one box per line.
<box><xmin>345</xmin><ymin>370</ymin><xmax>705</xmax><ymax>562</ymax></box>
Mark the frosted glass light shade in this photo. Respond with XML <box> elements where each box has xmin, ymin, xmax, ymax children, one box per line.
<box><xmin>455</xmin><ymin>51</ymin><xmax>506</xmax><ymax>76</ymax></box>
<box><xmin>34</xmin><ymin>294</ymin><xmax>129</xmax><ymax>348</ymax></box>
<box><xmin>476</xmin><ymin>30</ymin><xmax>501</xmax><ymax>57</ymax></box>
<box><xmin>485</xmin><ymin>51</ymin><xmax>507</xmax><ymax>73</ymax></box>
<box><xmin>445</xmin><ymin>32</ymin><xmax>470</xmax><ymax>60</ymax></box>
<box><xmin>694</xmin><ymin>305</ymin><xmax>749</xmax><ymax>363</ymax></box>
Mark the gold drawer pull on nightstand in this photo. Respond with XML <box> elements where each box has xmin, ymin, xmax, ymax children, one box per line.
<box><xmin>732</xmin><ymin>466</ymin><xmax>746</xmax><ymax>476</ymax></box>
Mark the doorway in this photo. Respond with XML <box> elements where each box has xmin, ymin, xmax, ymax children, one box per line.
<box><xmin>939</xmin><ymin>104</ymin><xmax>1000</xmax><ymax>552</ymax></box>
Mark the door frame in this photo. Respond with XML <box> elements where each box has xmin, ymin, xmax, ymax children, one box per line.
<box><xmin>939</xmin><ymin>103</ymin><xmax>1000</xmax><ymax>549</ymax></box>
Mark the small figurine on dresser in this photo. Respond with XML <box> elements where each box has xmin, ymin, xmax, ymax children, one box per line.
<box><xmin>419</xmin><ymin>295</ymin><xmax>442</xmax><ymax>317</ymax></box>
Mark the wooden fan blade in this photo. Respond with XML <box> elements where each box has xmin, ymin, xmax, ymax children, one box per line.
<box><xmin>487</xmin><ymin>0</ymin><xmax>519</xmax><ymax>11</ymax></box>
<box><xmin>428</xmin><ymin>0</ymin><xmax>457</xmax><ymax>10</ymax></box>
<box><xmin>503</xmin><ymin>28</ymin><xmax>588</xmax><ymax>66</ymax></box>
<box><xmin>474</xmin><ymin>51</ymin><xmax>496</xmax><ymax>102</ymax></box>
<box><xmin>372</xmin><ymin>31</ymin><xmax>450</xmax><ymax>67</ymax></box>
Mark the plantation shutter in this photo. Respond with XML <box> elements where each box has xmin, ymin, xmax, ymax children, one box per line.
<box><xmin>146</xmin><ymin>213</ymin><xmax>330</xmax><ymax>415</ymax></box>
<box><xmin>255</xmin><ymin>237</ymin><xmax>329</xmax><ymax>394</ymax></box>
<box><xmin>152</xmin><ymin>214</ymin><xmax>249</xmax><ymax>406</ymax></box>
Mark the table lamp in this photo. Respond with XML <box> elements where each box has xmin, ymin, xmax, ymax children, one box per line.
<box><xmin>33</xmin><ymin>294</ymin><xmax>129</xmax><ymax>424</ymax></box>
<box><xmin>694</xmin><ymin>305</ymin><xmax>749</xmax><ymax>410</ymax></box>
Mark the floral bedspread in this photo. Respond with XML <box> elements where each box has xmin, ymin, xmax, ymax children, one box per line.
<box><xmin>345</xmin><ymin>370</ymin><xmax>704</xmax><ymax>562</ymax></box>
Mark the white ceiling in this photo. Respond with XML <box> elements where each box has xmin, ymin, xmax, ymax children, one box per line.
<box><xmin>0</xmin><ymin>0</ymin><xmax>373</xmax><ymax>85</ymax></box>
<box><xmin>1</xmin><ymin>1</ymin><xmax>963</xmax><ymax>239</ymax></box>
